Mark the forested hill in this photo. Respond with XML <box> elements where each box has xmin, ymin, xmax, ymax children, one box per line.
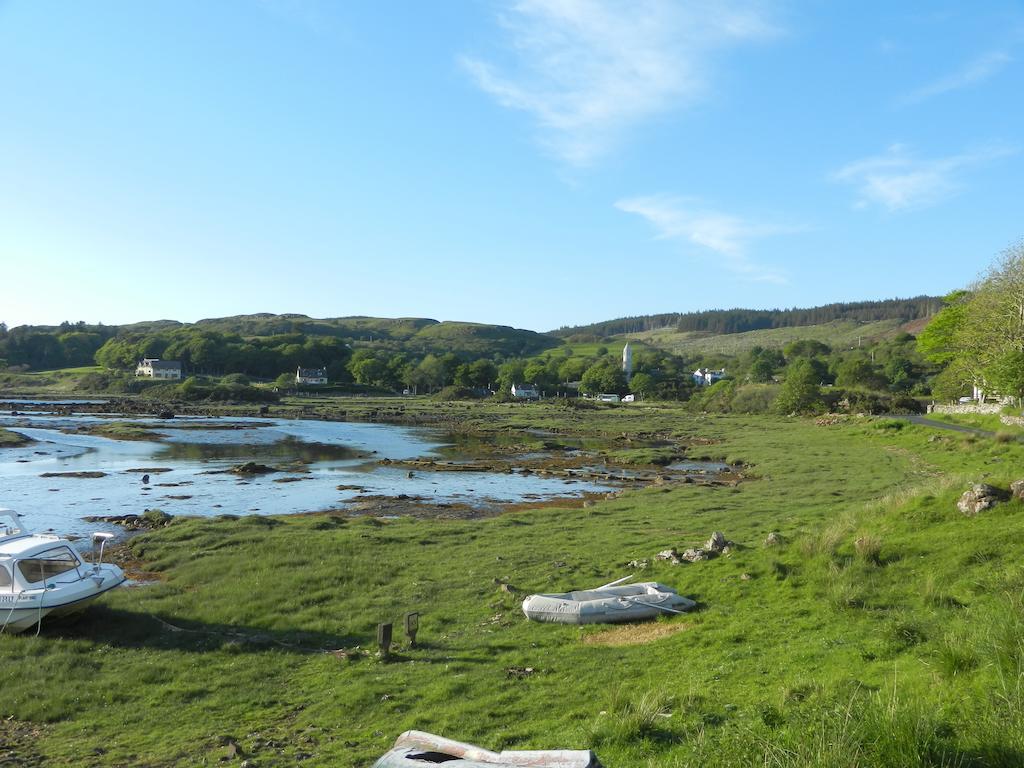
<box><xmin>551</xmin><ymin>296</ymin><xmax>943</xmax><ymax>338</ymax></box>
<box><xmin>0</xmin><ymin>315</ymin><xmax>558</xmax><ymax>373</ymax></box>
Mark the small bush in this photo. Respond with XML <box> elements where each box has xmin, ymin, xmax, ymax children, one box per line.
<box><xmin>588</xmin><ymin>689</ymin><xmax>677</xmax><ymax>746</ymax></box>
<box><xmin>854</xmin><ymin>534</ymin><xmax>883</xmax><ymax>565</ymax></box>
<box><xmin>936</xmin><ymin>632</ymin><xmax>980</xmax><ymax>678</ymax></box>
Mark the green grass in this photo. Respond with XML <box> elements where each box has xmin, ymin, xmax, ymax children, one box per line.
<box><xmin>929</xmin><ymin>412</ymin><xmax>1024</xmax><ymax>434</ymax></box>
<box><xmin>0</xmin><ymin>427</ymin><xmax>32</xmax><ymax>446</ymax></box>
<box><xmin>2</xmin><ymin>405</ymin><xmax>1024</xmax><ymax>766</ymax></box>
<box><xmin>625</xmin><ymin>319</ymin><xmax>909</xmax><ymax>356</ymax></box>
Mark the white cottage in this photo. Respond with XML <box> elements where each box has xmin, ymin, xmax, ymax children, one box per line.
<box><xmin>135</xmin><ymin>358</ymin><xmax>183</xmax><ymax>380</ymax></box>
<box><xmin>692</xmin><ymin>367</ymin><xmax>726</xmax><ymax>387</ymax></box>
<box><xmin>511</xmin><ymin>383</ymin><xmax>540</xmax><ymax>400</ymax></box>
<box><xmin>296</xmin><ymin>366</ymin><xmax>328</xmax><ymax>385</ymax></box>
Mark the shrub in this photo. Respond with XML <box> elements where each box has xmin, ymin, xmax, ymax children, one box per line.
<box><xmin>731</xmin><ymin>383</ymin><xmax>779</xmax><ymax>414</ymax></box>
<box><xmin>854</xmin><ymin>534</ymin><xmax>883</xmax><ymax>565</ymax></box>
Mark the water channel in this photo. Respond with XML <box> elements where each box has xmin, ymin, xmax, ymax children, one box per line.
<box><xmin>0</xmin><ymin>408</ymin><xmax>620</xmax><ymax>536</ymax></box>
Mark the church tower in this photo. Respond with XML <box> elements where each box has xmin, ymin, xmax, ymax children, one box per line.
<box><xmin>622</xmin><ymin>342</ymin><xmax>633</xmax><ymax>380</ymax></box>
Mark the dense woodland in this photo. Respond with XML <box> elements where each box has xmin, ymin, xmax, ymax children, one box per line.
<box><xmin>553</xmin><ymin>296</ymin><xmax>941</xmax><ymax>338</ymax></box>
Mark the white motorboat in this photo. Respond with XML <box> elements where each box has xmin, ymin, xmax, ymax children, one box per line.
<box><xmin>522</xmin><ymin>577</ymin><xmax>696</xmax><ymax>625</ymax></box>
<box><xmin>373</xmin><ymin>730</ymin><xmax>601</xmax><ymax>767</ymax></box>
<box><xmin>0</xmin><ymin>507</ymin><xmax>126</xmax><ymax>634</ymax></box>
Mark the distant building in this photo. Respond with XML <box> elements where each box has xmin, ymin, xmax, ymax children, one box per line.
<box><xmin>597</xmin><ymin>393</ymin><xmax>621</xmax><ymax>403</ymax></box>
<box><xmin>135</xmin><ymin>358</ymin><xmax>182</xmax><ymax>380</ymax></box>
<box><xmin>622</xmin><ymin>342</ymin><xmax>633</xmax><ymax>380</ymax></box>
<box><xmin>692</xmin><ymin>367</ymin><xmax>726</xmax><ymax>387</ymax></box>
<box><xmin>511</xmin><ymin>383</ymin><xmax>540</xmax><ymax>400</ymax></box>
<box><xmin>296</xmin><ymin>366</ymin><xmax>328</xmax><ymax>385</ymax></box>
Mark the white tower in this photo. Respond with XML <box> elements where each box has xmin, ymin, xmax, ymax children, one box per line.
<box><xmin>622</xmin><ymin>342</ymin><xmax>633</xmax><ymax>380</ymax></box>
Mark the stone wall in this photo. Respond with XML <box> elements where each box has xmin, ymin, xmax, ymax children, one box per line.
<box><xmin>928</xmin><ymin>403</ymin><xmax>1003</xmax><ymax>415</ymax></box>
<box><xmin>1000</xmin><ymin>415</ymin><xmax>1024</xmax><ymax>427</ymax></box>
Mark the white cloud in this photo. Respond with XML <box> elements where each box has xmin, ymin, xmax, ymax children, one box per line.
<box><xmin>615</xmin><ymin>195</ymin><xmax>793</xmax><ymax>284</ymax></box>
<box><xmin>906</xmin><ymin>50</ymin><xmax>1012</xmax><ymax>103</ymax></box>
<box><xmin>832</xmin><ymin>143</ymin><xmax>1017</xmax><ymax>212</ymax></box>
<box><xmin>461</xmin><ymin>0</ymin><xmax>779</xmax><ymax>166</ymax></box>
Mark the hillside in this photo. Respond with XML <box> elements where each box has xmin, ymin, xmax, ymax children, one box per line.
<box><xmin>553</xmin><ymin>297</ymin><xmax>941</xmax><ymax>339</ymax></box>
<box><xmin>626</xmin><ymin>318</ymin><xmax>920</xmax><ymax>357</ymax></box>
<box><xmin>1</xmin><ymin>315</ymin><xmax>559</xmax><ymax>373</ymax></box>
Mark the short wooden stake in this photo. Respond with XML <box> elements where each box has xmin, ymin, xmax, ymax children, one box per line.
<box><xmin>377</xmin><ymin>622</ymin><xmax>393</xmax><ymax>659</ymax></box>
<box><xmin>404</xmin><ymin>612</ymin><xmax>419</xmax><ymax>647</ymax></box>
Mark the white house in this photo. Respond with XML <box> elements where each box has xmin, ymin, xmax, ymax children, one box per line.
<box><xmin>511</xmin><ymin>383</ymin><xmax>540</xmax><ymax>400</ymax></box>
<box><xmin>135</xmin><ymin>358</ymin><xmax>183</xmax><ymax>380</ymax></box>
<box><xmin>692</xmin><ymin>367</ymin><xmax>726</xmax><ymax>387</ymax></box>
<box><xmin>296</xmin><ymin>366</ymin><xmax>328</xmax><ymax>385</ymax></box>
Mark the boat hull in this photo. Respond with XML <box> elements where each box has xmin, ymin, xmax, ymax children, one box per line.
<box><xmin>373</xmin><ymin>731</ymin><xmax>600</xmax><ymax>768</ymax></box>
<box><xmin>522</xmin><ymin>582</ymin><xmax>695</xmax><ymax>625</ymax></box>
<box><xmin>0</xmin><ymin>568</ymin><xmax>126</xmax><ymax>634</ymax></box>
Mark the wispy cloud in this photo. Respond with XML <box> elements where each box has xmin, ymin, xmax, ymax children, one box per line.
<box><xmin>461</xmin><ymin>0</ymin><xmax>779</xmax><ymax>166</ymax></box>
<box><xmin>832</xmin><ymin>143</ymin><xmax>1017</xmax><ymax>212</ymax></box>
<box><xmin>906</xmin><ymin>50</ymin><xmax>1013</xmax><ymax>103</ymax></box>
<box><xmin>615</xmin><ymin>195</ymin><xmax>795</xmax><ymax>283</ymax></box>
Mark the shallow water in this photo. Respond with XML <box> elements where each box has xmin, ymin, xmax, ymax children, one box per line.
<box><xmin>0</xmin><ymin>414</ymin><xmax>614</xmax><ymax>536</ymax></box>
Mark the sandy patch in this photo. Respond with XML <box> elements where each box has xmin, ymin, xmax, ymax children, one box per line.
<box><xmin>582</xmin><ymin>621</ymin><xmax>690</xmax><ymax>647</ymax></box>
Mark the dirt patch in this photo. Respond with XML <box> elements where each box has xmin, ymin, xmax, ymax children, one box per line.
<box><xmin>0</xmin><ymin>718</ymin><xmax>48</xmax><ymax>767</ymax></box>
<box><xmin>582</xmin><ymin>621</ymin><xmax>691</xmax><ymax>647</ymax></box>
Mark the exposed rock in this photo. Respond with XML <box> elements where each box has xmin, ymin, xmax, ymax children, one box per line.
<box><xmin>957</xmin><ymin>483</ymin><xmax>1007</xmax><ymax>516</ymax></box>
<box><xmin>39</xmin><ymin>471</ymin><xmax>106</xmax><ymax>479</ymax></box>
<box><xmin>230</xmin><ymin>462</ymin><xmax>279</xmax><ymax>475</ymax></box>
<box><xmin>625</xmin><ymin>558</ymin><xmax>649</xmax><ymax>570</ymax></box>
<box><xmin>764</xmin><ymin>532</ymin><xmax>784</xmax><ymax>547</ymax></box>
<box><xmin>740</xmin><ymin>572</ymin><xmax>752</xmax><ymax>580</ymax></box>
<box><xmin>705</xmin><ymin>531</ymin><xmax>733</xmax><ymax>552</ymax></box>
<box><xmin>681</xmin><ymin>548</ymin><xmax>709</xmax><ymax>563</ymax></box>
<box><xmin>655</xmin><ymin>548</ymin><xmax>681</xmax><ymax>564</ymax></box>
<box><xmin>1011</xmin><ymin>479</ymin><xmax>1024</xmax><ymax>500</ymax></box>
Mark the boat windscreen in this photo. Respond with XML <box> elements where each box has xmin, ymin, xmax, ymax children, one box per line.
<box><xmin>0</xmin><ymin>565</ymin><xmax>10</xmax><ymax>588</ymax></box>
<box><xmin>17</xmin><ymin>550</ymin><xmax>81</xmax><ymax>584</ymax></box>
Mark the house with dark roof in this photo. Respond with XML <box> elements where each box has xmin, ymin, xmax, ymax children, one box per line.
<box><xmin>296</xmin><ymin>366</ymin><xmax>328</xmax><ymax>385</ymax></box>
<box><xmin>135</xmin><ymin>358</ymin><xmax>183</xmax><ymax>380</ymax></box>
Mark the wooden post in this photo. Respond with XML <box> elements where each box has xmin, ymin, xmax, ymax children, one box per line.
<box><xmin>404</xmin><ymin>612</ymin><xmax>419</xmax><ymax>647</ymax></box>
<box><xmin>377</xmin><ymin>622</ymin><xmax>392</xmax><ymax>659</ymax></box>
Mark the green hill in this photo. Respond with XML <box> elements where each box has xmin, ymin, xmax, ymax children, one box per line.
<box><xmin>626</xmin><ymin>318</ymin><xmax>922</xmax><ymax>357</ymax></box>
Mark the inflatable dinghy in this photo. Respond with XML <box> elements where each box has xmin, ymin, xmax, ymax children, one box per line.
<box><xmin>522</xmin><ymin>577</ymin><xmax>695</xmax><ymax>625</ymax></box>
<box><xmin>372</xmin><ymin>730</ymin><xmax>601</xmax><ymax>767</ymax></box>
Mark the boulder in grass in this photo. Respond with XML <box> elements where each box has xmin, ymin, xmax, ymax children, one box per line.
<box><xmin>655</xmin><ymin>548</ymin><xmax>682</xmax><ymax>565</ymax></box>
<box><xmin>1011</xmin><ymin>479</ymin><xmax>1024</xmax><ymax>500</ymax></box>
<box><xmin>681</xmin><ymin>548</ymin><xmax>709</xmax><ymax>563</ymax></box>
<box><xmin>764</xmin><ymin>532</ymin><xmax>784</xmax><ymax>547</ymax></box>
<box><xmin>957</xmin><ymin>483</ymin><xmax>1007</xmax><ymax>517</ymax></box>
<box><xmin>705</xmin><ymin>531</ymin><xmax>733</xmax><ymax>552</ymax></box>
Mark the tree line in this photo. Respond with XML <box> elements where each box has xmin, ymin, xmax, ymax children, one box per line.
<box><xmin>553</xmin><ymin>297</ymin><xmax>941</xmax><ymax>338</ymax></box>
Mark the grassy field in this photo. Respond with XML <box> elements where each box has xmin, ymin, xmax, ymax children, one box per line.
<box><xmin>2</xmin><ymin>402</ymin><xmax>1024</xmax><ymax>767</ymax></box>
<box><xmin>0</xmin><ymin>366</ymin><xmax>109</xmax><ymax>395</ymax></box>
<box><xmin>0</xmin><ymin>427</ymin><xmax>32</xmax><ymax>446</ymax></box>
<box><xmin>625</xmin><ymin>319</ymin><xmax>910</xmax><ymax>357</ymax></box>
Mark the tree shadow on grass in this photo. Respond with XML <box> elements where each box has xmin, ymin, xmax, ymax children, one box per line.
<box><xmin>38</xmin><ymin>606</ymin><xmax>362</xmax><ymax>654</ymax></box>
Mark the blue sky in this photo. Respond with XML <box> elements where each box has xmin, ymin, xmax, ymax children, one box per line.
<box><xmin>2</xmin><ymin>1</ymin><xmax>1022</xmax><ymax>332</ymax></box>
